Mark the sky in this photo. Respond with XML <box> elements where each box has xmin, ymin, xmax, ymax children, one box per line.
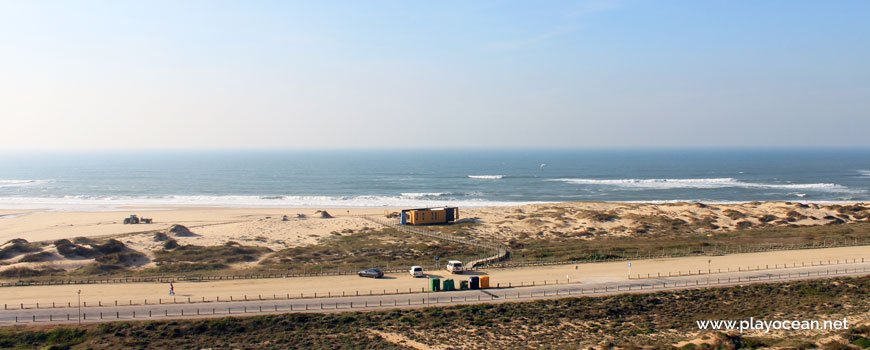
<box><xmin>1</xmin><ymin>0</ymin><xmax>868</xmax><ymax>150</ymax></box>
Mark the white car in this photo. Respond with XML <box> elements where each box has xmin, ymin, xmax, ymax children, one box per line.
<box><xmin>410</xmin><ymin>265</ymin><xmax>424</xmax><ymax>278</ymax></box>
<box><xmin>446</xmin><ymin>260</ymin><xmax>463</xmax><ymax>274</ymax></box>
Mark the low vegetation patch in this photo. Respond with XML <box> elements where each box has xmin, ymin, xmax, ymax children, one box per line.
<box><xmin>0</xmin><ymin>327</ymin><xmax>87</xmax><ymax>349</ymax></box>
<box><xmin>168</xmin><ymin>224</ymin><xmax>196</xmax><ymax>237</ymax></box>
<box><xmin>722</xmin><ymin>209</ymin><xmax>746</xmax><ymax>220</ymax></box>
<box><xmin>0</xmin><ymin>239</ymin><xmax>42</xmax><ymax>260</ymax></box>
<box><xmin>18</xmin><ymin>251</ymin><xmax>55</xmax><ymax>263</ymax></box>
<box><xmin>54</xmin><ymin>239</ymin><xmax>95</xmax><ymax>258</ymax></box>
<box><xmin>63</xmin><ymin>239</ymin><xmax>150</xmax><ymax>275</ymax></box>
<box><xmin>148</xmin><ymin>243</ymin><xmax>272</xmax><ymax>273</ymax></box>
<box><xmin>260</xmin><ymin>227</ymin><xmax>483</xmax><ymax>273</ymax></box>
<box><xmin>509</xmin><ymin>222</ymin><xmax>870</xmax><ymax>262</ymax></box>
<box><xmin>0</xmin><ymin>266</ymin><xmax>65</xmax><ymax>278</ymax></box>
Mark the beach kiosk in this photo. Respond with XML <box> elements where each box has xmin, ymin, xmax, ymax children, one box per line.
<box><xmin>400</xmin><ymin>207</ymin><xmax>459</xmax><ymax>225</ymax></box>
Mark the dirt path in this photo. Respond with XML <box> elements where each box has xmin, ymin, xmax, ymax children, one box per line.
<box><xmin>370</xmin><ymin>329</ymin><xmax>448</xmax><ymax>350</ymax></box>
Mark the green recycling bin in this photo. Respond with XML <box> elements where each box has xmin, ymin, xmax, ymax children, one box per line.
<box><xmin>430</xmin><ymin>278</ymin><xmax>440</xmax><ymax>292</ymax></box>
<box><xmin>443</xmin><ymin>279</ymin><xmax>455</xmax><ymax>291</ymax></box>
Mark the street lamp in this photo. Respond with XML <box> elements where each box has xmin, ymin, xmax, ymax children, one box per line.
<box><xmin>707</xmin><ymin>259</ymin><xmax>712</xmax><ymax>283</ymax></box>
<box><xmin>77</xmin><ymin>290</ymin><xmax>81</xmax><ymax>324</ymax></box>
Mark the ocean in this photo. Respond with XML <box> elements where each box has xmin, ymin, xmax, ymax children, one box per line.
<box><xmin>0</xmin><ymin>149</ymin><xmax>868</xmax><ymax>210</ymax></box>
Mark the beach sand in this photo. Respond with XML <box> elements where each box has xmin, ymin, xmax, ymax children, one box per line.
<box><xmin>3</xmin><ymin>202</ymin><xmax>865</xmax><ymax>244</ymax></box>
<box><xmin>0</xmin><ymin>202</ymin><xmax>867</xmax><ymax>275</ymax></box>
<box><xmin>0</xmin><ymin>207</ymin><xmax>389</xmax><ymax>246</ymax></box>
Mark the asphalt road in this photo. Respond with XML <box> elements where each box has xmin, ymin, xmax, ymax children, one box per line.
<box><xmin>1</xmin><ymin>262</ymin><xmax>868</xmax><ymax>326</ymax></box>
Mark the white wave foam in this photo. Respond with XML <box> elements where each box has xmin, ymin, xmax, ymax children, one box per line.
<box><xmin>0</xmin><ymin>195</ymin><xmax>536</xmax><ymax>211</ymax></box>
<box><xmin>468</xmin><ymin>175</ymin><xmax>504</xmax><ymax>179</ymax></box>
<box><xmin>400</xmin><ymin>192</ymin><xmax>451</xmax><ymax>198</ymax></box>
<box><xmin>859</xmin><ymin>170</ymin><xmax>870</xmax><ymax>177</ymax></box>
<box><xmin>0</xmin><ymin>179</ymin><xmax>53</xmax><ymax>188</ymax></box>
<box><xmin>548</xmin><ymin>178</ymin><xmax>853</xmax><ymax>192</ymax></box>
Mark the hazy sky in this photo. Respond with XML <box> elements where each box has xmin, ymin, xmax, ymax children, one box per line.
<box><xmin>1</xmin><ymin>1</ymin><xmax>868</xmax><ymax>150</ymax></box>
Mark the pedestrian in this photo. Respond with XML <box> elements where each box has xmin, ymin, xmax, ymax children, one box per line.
<box><xmin>169</xmin><ymin>282</ymin><xmax>175</xmax><ymax>296</ymax></box>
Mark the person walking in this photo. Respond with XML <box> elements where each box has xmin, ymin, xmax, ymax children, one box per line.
<box><xmin>169</xmin><ymin>282</ymin><xmax>175</xmax><ymax>296</ymax></box>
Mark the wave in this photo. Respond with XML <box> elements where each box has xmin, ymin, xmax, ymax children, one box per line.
<box><xmin>860</xmin><ymin>170</ymin><xmax>870</xmax><ymax>177</ymax></box>
<box><xmin>468</xmin><ymin>175</ymin><xmax>504</xmax><ymax>179</ymax></box>
<box><xmin>0</xmin><ymin>179</ymin><xmax>53</xmax><ymax>188</ymax></box>
<box><xmin>400</xmin><ymin>192</ymin><xmax>451</xmax><ymax>198</ymax></box>
<box><xmin>548</xmin><ymin>178</ymin><xmax>853</xmax><ymax>192</ymax></box>
<box><xmin>0</xmin><ymin>195</ymin><xmax>536</xmax><ymax>211</ymax></box>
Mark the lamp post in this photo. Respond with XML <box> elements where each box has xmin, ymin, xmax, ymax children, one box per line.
<box><xmin>707</xmin><ymin>259</ymin><xmax>712</xmax><ymax>283</ymax></box>
<box><xmin>77</xmin><ymin>290</ymin><xmax>81</xmax><ymax>324</ymax></box>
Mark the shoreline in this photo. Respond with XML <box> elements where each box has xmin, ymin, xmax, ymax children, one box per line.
<box><xmin>2</xmin><ymin>199</ymin><xmax>869</xmax><ymax>215</ymax></box>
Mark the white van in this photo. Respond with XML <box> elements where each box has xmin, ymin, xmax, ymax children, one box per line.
<box><xmin>410</xmin><ymin>265</ymin><xmax>424</xmax><ymax>278</ymax></box>
<box><xmin>446</xmin><ymin>260</ymin><xmax>463</xmax><ymax>274</ymax></box>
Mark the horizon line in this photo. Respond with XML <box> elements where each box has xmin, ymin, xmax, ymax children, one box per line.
<box><xmin>2</xmin><ymin>146</ymin><xmax>870</xmax><ymax>153</ymax></box>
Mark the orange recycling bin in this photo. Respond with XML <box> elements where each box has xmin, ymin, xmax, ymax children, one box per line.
<box><xmin>480</xmin><ymin>275</ymin><xmax>490</xmax><ymax>289</ymax></box>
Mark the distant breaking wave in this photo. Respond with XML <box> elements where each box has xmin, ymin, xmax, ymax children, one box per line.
<box><xmin>0</xmin><ymin>179</ymin><xmax>53</xmax><ymax>188</ymax></box>
<box><xmin>468</xmin><ymin>175</ymin><xmax>504</xmax><ymax>179</ymax></box>
<box><xmin>860</xmin><ymin>170</ymin><xmax>870</xmax><ymax>177</ymax></box>
<box><xmin>0</xmin><ymin>195</ymin><xmax>534</xmax><ymax>211</ymax></box>
<box><xmin>400</xmin><ymin>192</ymin><xmax>451</xmax><ymax>198</ymax></box>
<box><xmin>548</xmin><ymin>178</ymin><xmax>853</xmax><ymax>192</ymax></box>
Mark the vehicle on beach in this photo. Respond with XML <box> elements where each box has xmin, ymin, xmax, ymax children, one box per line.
<box><xmin>410</xmin><ymin>265</ymin><xmax>424</xmax><ymax>277</ymax></box>
<box><xmin>358</xmin><ymin>268</ymin><xmax>384</xmax><ymax>278</ymax></box>
<box><xmin>123</xmin><ymin>214</ymin><xmax>152</xmax><ymax>224</ymax></box>
<box><xmin>446</xmin><ymin>260</ymin><xmax>463</xmax><ymax>274</ymax></box>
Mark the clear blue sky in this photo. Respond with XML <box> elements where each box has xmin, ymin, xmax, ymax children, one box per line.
<box><xmin>1</xmin><ymin>1</ymin><xmax>868</xmax><ymax>149</ymax></box>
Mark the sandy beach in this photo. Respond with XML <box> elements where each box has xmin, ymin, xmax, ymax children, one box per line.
<box><xmin>0</xmin><ymin>207</ymin><xmax>390</xmax><ymax>247</ymax></box>
<box><xmin>2</xmin><ymin>202</ymin><xmax>866</xmax><ymax>245</ymax></box>
<box><xmin>0</xmin><ymin>202</ymin><xmax>868</xmax><ymax>276</ymax></box>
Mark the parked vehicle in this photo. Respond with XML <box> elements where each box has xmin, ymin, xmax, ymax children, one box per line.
<box><xmin>410</xmin><ymin>265</ymin><xmax>424</xmax><ymax>277</ymax></box>
<box><xmin>358</xmin><ymin>268</ymin><xmax>384</xmax><ymax>278</ymax></box>
<box><xmin>446</xmin><ymin>260</ymin><xmax>463</xmax><ymax>274</ymax></box>
<box><xmin>123</xmin><ymin>215</ymin><xmax>153</xmax><ymax>224</ymax></box>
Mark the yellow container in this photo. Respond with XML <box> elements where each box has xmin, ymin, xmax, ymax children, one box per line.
<box><xmin>480</xmin><ymin>275</ymin><xmax>490</xmax><ymax>289</ymax></box>
<box><xmin>408</xmin><ymin>209</ymin><xmax>446</xmax><ymax>225</ymax></box>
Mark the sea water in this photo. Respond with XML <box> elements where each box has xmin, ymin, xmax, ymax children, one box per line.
<box><xmin>0</xmin><ymin>149</ymin><xmax>868</xmax><ymax>210</ymax></box>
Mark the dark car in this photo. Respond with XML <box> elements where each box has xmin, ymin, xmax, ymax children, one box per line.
<box><xmin>358</xmin><ymin>268</ymin><xmax>384</xmax><ymax>278</ymax></box>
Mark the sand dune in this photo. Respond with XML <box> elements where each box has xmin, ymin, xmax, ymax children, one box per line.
<box><xmin>0</xmin><ymin>202</ymin><xmax>867</xmax><ymax>276</ymax></box>
<box><xmin>462</xmin><ymin>201</ymin><xmax>869</xmax><ymax>240</ymax></box>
